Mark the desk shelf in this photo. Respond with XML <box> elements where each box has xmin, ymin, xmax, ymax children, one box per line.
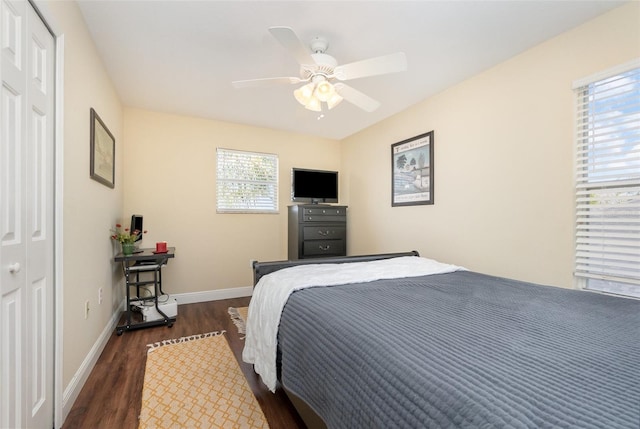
<box><xmin>114</xmin><ymin>248</ymin><xmax>176</xmax><ymax>335</ymax></box>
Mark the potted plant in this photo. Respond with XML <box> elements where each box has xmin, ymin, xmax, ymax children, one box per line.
<box><xmin>111</xmin><ymin>224</ymin><xmax>146</xmax><ymax>255</ymax></box>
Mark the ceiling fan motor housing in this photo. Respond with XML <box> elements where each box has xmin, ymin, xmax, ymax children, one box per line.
<box><xmin>310</xmin><ymin>36</ymin><xmax>329</xmax><ymax>53</ymax></box>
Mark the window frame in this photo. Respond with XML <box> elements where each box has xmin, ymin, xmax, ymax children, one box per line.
<box><xmin>573</xmin><ymin>59</ymin><xmax>640</xmax><ymax>298</ymax></box>
<box><xmin>216</xmin><ymin>148</ymin><xmax>279</xmax><ymax>214</ymax></box>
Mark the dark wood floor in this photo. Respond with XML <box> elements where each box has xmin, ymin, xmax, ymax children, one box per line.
<box><xmin>62</xmin><ymin>297</ymin><xmax>306</xmax><ymax>429</ymax></box>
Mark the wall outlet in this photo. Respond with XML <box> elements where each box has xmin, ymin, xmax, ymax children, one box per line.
<box><xmin>84</xmin><ymin>300</ymin><xmax>90</xmax><ymax>319</ymax></box>
<box><xmin>98</xmin><ymin>287</ymin><xmax>103</xmax><ymax>305</ymax></box>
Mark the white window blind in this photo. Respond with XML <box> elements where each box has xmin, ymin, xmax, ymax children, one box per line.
<box><xmin>574</xmin><ymin>64</ymin><xmax>640</xmax><ymax>298</ymax></box>
<box><xmin>216</xmin><ymin>148</ymin><xmax>278</xmax><ymax>213</ymax></box>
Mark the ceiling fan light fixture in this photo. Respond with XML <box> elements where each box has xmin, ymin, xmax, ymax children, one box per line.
<box><xmin>294</xmin><ymin>82</ymin><xmax>315</xmax><ymax>106</ymax></box>
<box><xmin>315</xmin><ymin>80</ymin><xmax>334</xmax><ymax>102</ymax></box>
<box><xmin>305</xmin><ymin>96</ymin><xmax>322</xmax><ymax>112</ymax></box>
<box><xmin>294</xmin><ymin>76</ymin><xmax>341</xmax><ymax>111</ymax></box>
<box><xmin>326</xmin><ymin>92</ymin><xmax>343</xmax><ymax>110</ymax></box>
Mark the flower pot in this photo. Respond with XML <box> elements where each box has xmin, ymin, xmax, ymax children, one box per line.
<box><xmin>121</xmin><ymin>242</ymin><xmax>135</xmax><ymax>256</ymax></box>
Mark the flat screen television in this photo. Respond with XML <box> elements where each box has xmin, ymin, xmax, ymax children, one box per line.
<box><xmin>291</xmin><ymin>168</ymin><xmax>338</xmax><ymax>204</ymax></box>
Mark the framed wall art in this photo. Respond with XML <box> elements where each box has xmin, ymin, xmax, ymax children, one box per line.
<box><xmin>391</xmin><ymin>131</ymin><xmax>434</xmax><ymax>206</ymax></box>
<box><xmin>89</xmin><ymin>108</ymin><xmax>115</xmax><ymax>188</ymax></box>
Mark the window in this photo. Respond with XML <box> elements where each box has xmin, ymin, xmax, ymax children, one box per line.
<box><xmin>574</xmin><ymin>62</ymin><xmax>640</xmax><ymax>298</ymax></box>
<box><xmin>216</xmin><ymin>148</ymin><xmax>278</xmax><ymax>213</ymax></box>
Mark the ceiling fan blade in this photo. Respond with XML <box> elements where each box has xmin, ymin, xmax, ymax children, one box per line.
<box><xmin>232</xmin><ymin>76</ymin><xmax>303</xmax><ymax>89</ymax></box>
<box><xmin>268</xmin><ymin>26</ymin><xmax>316</xmax><ymax>65</ymax></box>
<box><xmin>333</xmin><ymin>52</ymin><xmax>407</xmax><ymax>81</ymax></box>
<box><xmin>334</xmin><ymin>83</ymin><xmax>381</xmax><ymax>112</ymax></box>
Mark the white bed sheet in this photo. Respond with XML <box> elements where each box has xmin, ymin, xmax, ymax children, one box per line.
<box><xmin>242</xmin><ymin>256</ymin><xmax>465</xmax><ymax>391</ymax></box>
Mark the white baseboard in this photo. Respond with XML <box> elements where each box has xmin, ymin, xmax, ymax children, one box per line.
<box><xmin>173</xmin><ymin>285</ymin><xmax>253</xmax><ymax>305</ymax></box>
<box><xmin>60</xmin><ymin>286</ymin><xmax>252</xmax><ymax>422</ymax></box>
<box><xmin>61</xmin><ymin>303</ymin><xmax>122</xmax><ymax>422</ymax></box>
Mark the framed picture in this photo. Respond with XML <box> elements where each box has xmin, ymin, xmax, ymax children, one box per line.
<box><xmin>90</xmin><ymin>108</ymin><xmax>115</xmax><ymax>188</ymax></box>
<box><xmin>391</xmin><ymin>131</ymin><xmax>434</xmax><ymax>206</ymax></box>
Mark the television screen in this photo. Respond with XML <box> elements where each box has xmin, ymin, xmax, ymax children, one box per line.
<box><xmin>291</xmin><ymin>168</ymin><xmax>338</xmax><ymax>203</ymax></box>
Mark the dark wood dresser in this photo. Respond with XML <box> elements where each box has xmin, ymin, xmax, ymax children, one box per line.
<box><xmin>288</xmin><ymin>205</ymin><xmax>347</xmax><ymax>260</ymax></box>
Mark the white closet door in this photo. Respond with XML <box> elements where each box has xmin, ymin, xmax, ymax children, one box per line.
<box><xmin>1</xmin><ymin>0</ymin><xmax>55</xmax><ymax>427</ymax></box>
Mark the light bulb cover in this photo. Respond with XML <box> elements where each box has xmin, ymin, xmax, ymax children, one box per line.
<box><xmin>305</xmin><ymin>96</ymin><xmax>322</xmax><ymax>112</ymax></box>
<box><xmin>294</xmin><ymin>82</ymin><xmax>315</xmax><ymax>106</ymax></box>
<box><xmin>326</xmin><ymin>93</ymin><xmax>343</xmax><ymax>110</ymax></box>
<box><xmin>315</xmin><ymin>81</ymin><xmax>333</xmax><ymax>102</ymax></box>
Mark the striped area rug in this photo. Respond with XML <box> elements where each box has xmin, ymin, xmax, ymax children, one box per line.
<box><xmin>138</xmin><ymin>331</ymin><xmax>268</xmax><ymax>428</ymax></box>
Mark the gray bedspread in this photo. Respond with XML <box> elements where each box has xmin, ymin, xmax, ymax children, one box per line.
<box><xmin>277</xmin><ymin>271</ymin><xmax>640</xmax><ymax>428</ymax></box>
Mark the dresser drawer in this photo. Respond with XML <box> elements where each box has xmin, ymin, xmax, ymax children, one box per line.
<box><xmin>303</xmin><ymin>240</ymin><xmax>345</xmax><ymax>257</ymax></box>
<box><xmin>302</xmin><ymin>206</ymin><xmax>346</xmax><ymax>219</ymax></box>
<box><xmin>302</xmin><ymin>206</ymin><xmax>345</xmax><ymax>216</ymax></box>
<box><xmin>303</xmin><ymin>214</ymin><xmax>346</xmax><ymax>222</ymax></box>
<box><xmin>302</xmin><ymin>225</ymin><xmax>346</xmax><ymax>241</ymax></box>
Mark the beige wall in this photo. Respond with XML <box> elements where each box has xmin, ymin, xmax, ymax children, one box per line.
<box><xmin>37</xmin><ymin>0</ymin><xmax>124</xmax><ymax>391</ymax></box>
<box><xmin>341</xmin><ymin>2</ymin><xmax>640</xmax><ymax>288</ymax></box>
<box><xmin>122</xmin><ymin>108</ymin><xmax>340</xmax><ymax>293</ymax></box>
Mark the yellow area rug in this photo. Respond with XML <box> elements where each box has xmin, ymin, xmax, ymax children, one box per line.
<box><xmin>138</xmin><ymin>331</ymin><xmax>269</xmax><ymax>428</ymax></box>
<box><xmin>228</xmin><ymin>307</ymin><xmax>248</xmax><ymax>337</ymax></box>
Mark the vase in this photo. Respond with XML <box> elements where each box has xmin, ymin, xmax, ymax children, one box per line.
<box><xmin>121</xmin><ymin>242</ymin><xmax>135</xmax><ymax>256</ymax></box>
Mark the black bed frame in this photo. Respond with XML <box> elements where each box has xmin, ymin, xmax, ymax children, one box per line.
<box><xmin>252</xmin><ymin>250</ymin><xmax>419</xmax><ymax>285</ymax></box>
<box><xmin>251</xmin><ymin>250</ymin><xmax>420</xmax><ymax>428</ymax></box>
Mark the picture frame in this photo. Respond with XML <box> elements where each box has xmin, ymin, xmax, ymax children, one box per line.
<box><xmin>391</xmin><ymin>131</ymin><xmax>434</xmax><ymax>206</ymax></box>
<box><xmin>90</xmin><ymin>108</ymin><xmax>115</xmax><ymax>188</ymax></box>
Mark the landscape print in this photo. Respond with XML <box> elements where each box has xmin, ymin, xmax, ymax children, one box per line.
<box><xmin>392</xmin><ymin>131</ymin><xmax>434</xmax><ymax>206</ymax></box>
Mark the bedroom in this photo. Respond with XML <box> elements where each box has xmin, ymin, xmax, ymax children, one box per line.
<box><xmin>0</xmin><ymin>1</ymin><xmax>638</xmax><ymax>428</ymax></box>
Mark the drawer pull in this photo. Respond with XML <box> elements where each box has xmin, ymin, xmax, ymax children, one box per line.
<box><xmin>319</xmin><ymin>245</ymin><xmax>331</xmax><ymax>251</ymax></box>
<box><xmin>317</xmin><ymin>230</ymin><xmax>331</xmax><ymax>236</ymax></box>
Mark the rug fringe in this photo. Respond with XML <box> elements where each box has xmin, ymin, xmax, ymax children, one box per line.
<box><xmin>228</xmin><ymin>307</ymin><xmax>246</xmax><ymax>339</ymax></box>
<box><xmin>146</xmin><ymin>330</ymin><xmax>225</xmax><ymax>353</ymax></box>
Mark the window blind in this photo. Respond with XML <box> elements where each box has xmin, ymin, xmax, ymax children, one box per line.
<box><xmin>574</xmin><ymin>65</ymin><xmax>640</xmax><ymax>296</ymax></box>
<box><xmin>216</xmin><ymin>148</ymin><xmax>278</xmax><ymax>213</ymax></box>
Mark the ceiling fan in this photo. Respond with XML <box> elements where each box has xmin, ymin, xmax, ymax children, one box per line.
<box><xmin>232</xmin><ymin>27</ymin><xmax>407</xmax><ymax>113</ymax></box>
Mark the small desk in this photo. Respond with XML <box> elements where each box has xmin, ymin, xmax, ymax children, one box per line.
<box><xmin>114</xmin><ymin>247</ymin><xmax>176</xmax><ymax>334</ymax></box>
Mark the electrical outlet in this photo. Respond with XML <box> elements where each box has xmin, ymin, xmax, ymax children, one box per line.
<box><xmin>249</xmin><ymin>259</ymin><xmax>257</xmax><ymax>269</ymax></box>
<box><xmin>84</xmin><ymin>300</ymin><xmax>90</xmax><ymax>319</ymax></box>
<box><xmin>98</xmin><ymin>287</ymin><xmax>103</xmax><ymax>305</ymax></box>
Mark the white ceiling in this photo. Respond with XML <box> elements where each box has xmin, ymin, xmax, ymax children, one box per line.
<box><xmin>77</xmin><ymin>0</ymin><xmax>626</xmax><ymax>140</ymax></box>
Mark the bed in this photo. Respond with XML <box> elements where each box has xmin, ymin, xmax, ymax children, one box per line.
<box><xmin>243</xmin><ymin>252</ymin><xmax>640</xmax><ymax>429</ymax></box>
